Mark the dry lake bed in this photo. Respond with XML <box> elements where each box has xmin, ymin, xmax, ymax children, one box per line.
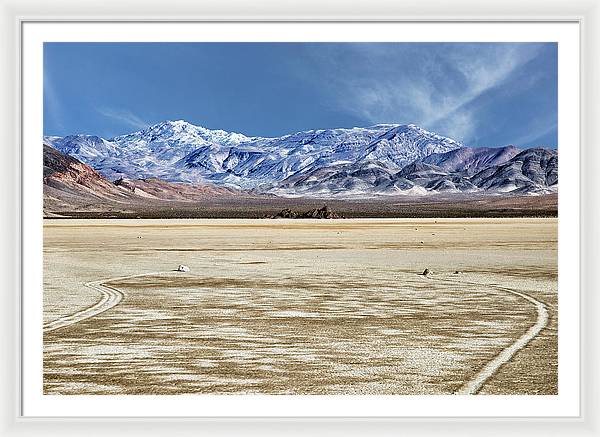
<box><xmin>43</xmin><ymin>218</ymin><xmax>558</xmax><ymax>395</ymax></box>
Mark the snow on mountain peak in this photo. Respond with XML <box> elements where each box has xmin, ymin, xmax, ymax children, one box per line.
<box><xmin>46</xmin><ymin>121</ymin><xmax>525</xmax><ymax>194</ymax></box>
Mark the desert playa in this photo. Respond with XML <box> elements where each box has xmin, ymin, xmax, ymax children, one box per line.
<box><xmin>43</xmin><ymin>218</ymin><xmax>557</xmax><ymax>395</ymax></box>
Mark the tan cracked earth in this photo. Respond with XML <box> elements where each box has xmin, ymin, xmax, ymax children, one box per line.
<box><xmin>43</xmin><ymin>218</ymin><xmax>557</xmax><ymax>395</ymax></box>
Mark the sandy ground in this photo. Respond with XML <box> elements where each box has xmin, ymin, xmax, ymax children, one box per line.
<box><xmin>43</xmin><ymin>218</ymin><xmax>557</xmax><ymax>395</ymax></box>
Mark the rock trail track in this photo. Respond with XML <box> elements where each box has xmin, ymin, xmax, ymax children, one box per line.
<box><xmin>43</xmin><ymin>272</ymin><xmax>162</xmax><ymax>333</ymax></box>
<box><xmin>429</xmin><ymin>276</ymin><xmax>550</xmax><ymax>395</ymax></box>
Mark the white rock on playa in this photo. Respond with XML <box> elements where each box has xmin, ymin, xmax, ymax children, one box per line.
<box><xmin>177</xmin><ymin>265</ymin><xmax>190</xmax><ymax>272</ymax></box>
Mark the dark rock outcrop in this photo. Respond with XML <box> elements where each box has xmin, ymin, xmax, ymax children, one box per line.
<box><xmin>269</xmin><ymin>205</ymin><xmax>341</xmax><ymax>219</ymax></box>
<box><xmin>300</xmin><ymin>205</ymin><xmax>340</xmax><ymax>219</ymax></box>
<box><xmin>272</xmin><ymin>208</ymin><xmax>298</xmax><ymax>219</ymax></box>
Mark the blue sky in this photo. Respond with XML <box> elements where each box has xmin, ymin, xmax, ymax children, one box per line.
<box><xmin>44</xmin><ymin>42</ymin><xmax>557</xmax><ymax>148</ymax></box>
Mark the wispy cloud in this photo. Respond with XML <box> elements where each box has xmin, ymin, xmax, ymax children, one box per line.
<box><xmin>97</xmin><ymin>107</ymin><xmax>149</xmax><ymax>131</ymax></box>
<box><xmin>300</xmin><ymin>43</ymin><xmax>546</xmax><ymax>143</ymax></box>
<box><xmin>509</xmin><ymin>121</ymin><xmax>558</xmax><ymax>147</ymax></box>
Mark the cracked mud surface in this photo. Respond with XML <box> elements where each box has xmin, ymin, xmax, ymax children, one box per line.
<box><xmin>43</xmin><ymin>218</ymin><xmax>557</xmax><ymax>395</ymax></box>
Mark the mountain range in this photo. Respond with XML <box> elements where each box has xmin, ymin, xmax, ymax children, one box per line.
<box><xmin>44</xmin><ymin>120</ymin><xmax>558</xmax><ymax>198</ymax></box>
<box><xmin>43</xmin><ymin>143</ymin><xmax>256</xmax><ymax>216</ymax></box>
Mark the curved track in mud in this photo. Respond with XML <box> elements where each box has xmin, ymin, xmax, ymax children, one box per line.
<box><xmin>43</xmin><ymin>272</ymin><xmax>164</xmax><ymax>333</ymax></box>
<box><xmin>431</xmin><ymin>277</ymin><xmax>549</xmax><ymax>395</ymax></box>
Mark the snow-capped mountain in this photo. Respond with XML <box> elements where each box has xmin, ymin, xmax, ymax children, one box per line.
<box><xmin>420</xmin><ymin>146</ymin><xmax>521</xmax><ymax>175</ymax></box>
<box><xmin>45</xmin><ymin>134</ymin><xmax>121</xmax><ymax>161</ymax></box>
<box><xmin>44</xmin><ymin>120</ymin><xmax>268</xmax><ymax>184</ymax></box>
<box><xmin>44</xmin><ymin>120</ymin><xmax>557</xmax><ymax>197</ymax></box>
<box><xmin>259</xmin><ymin>146</ymin><xmax>557</xmax><ymax>197</ymax></box>
<box><xmin>469</xmin><ymin>148</ymin><xmax>558</xmax><ymax>194</ymax></box>
<box><xmin>44</xmin><ymin>120</ymin><xmax>463</xmax><ymax>189</ymax></box>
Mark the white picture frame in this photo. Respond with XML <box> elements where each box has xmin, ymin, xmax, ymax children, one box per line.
<box><xmin>2</xmin><ymin>0</ymin><xmax>599</xmax><ymax>435</ymax></box>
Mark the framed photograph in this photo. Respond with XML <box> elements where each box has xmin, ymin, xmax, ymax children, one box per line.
<box><xmin>2</xmin><ymin>0</ymin><xmax>599</xmax><ymax>435</ymax></box>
